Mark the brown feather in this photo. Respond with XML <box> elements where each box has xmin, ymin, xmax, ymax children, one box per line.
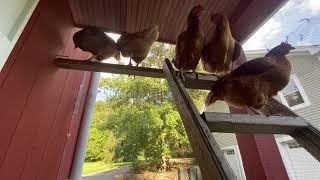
<box><xmin>174</xmin><ymin>5</ymin><xmax>204</xmax><ymax>72</ymax></box>
<box><xmin>205</xmin><ymin>43</ymin><xmax>294</xmax><ymax>113</ymax></box>
<box><xmin>73</xmin><ymin>26</ymin><xmax>120</xmax><ymax>61</ymax></box>
<box><xmin>117</xmin><ymin>25</ymin><xmax>159</xmax><ymax>66</ymax></box>
<box><xmin>202</xmin><ymin>14</ymin><xmax>238</xmax><ymax>76</ymax></box>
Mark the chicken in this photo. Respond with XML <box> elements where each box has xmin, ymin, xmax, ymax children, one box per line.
<box><xmin>173</xmin><ymin>5</ymin><xmax>204</xmax><ymax>80</ymax></box>
<box><xmin>204</xmin><ymin>43</ymin><xmax>295</xmax><ymax>114</ymax></box>
<box><xmin>201</xmin><ymin>13</ymin><xmax>242</xmax><ymax>77</ymax></box>
<box><xmin>117</xmin><ymin>24</ymin><xmax>159</xmax><ymax>66</ymax></box>
<box><xmin>73</xmin><ymin>26</ymin><xmax>120</xmax><ymax>62</ymax></box>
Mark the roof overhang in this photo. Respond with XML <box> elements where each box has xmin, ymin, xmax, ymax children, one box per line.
<box><xmin>67</xmin><ymin>0</ymin><xmax>288</xmax><ymax>44</ymax></box>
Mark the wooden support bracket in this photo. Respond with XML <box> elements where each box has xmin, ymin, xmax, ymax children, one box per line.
<box><xmin>202</xmin><ymin>112</ymin><xmax>308</xmax><ymax>134</ymax></box>
<box><xmin>162</xmin><ymin>58</ymin><xmax>237</xmax><ymax>180</ymax></box>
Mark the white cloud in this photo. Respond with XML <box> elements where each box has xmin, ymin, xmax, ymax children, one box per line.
<box><xmin>243</xmin><ymin>18</ymin><xmax>282</xmax><ymax>50</ymax></box>
<box><xmin>243</xmin><ymin>0</ymin><xmax>320</xmax><ymax>50</ymax></box>
<box><xmin>305</xmin><ymin>0</ymin><xmax>320</xmax><ymax>15</ymax></box>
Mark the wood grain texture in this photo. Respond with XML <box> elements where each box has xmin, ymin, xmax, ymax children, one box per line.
<box><xmin>163</xmin><ymin>58</ymin><xmax>237</xmax><ymax>180</ymax></box>
<box><xmin>69</xmin><ymin>0</ymin><xmax>287</xmax><ymax>44</ymax></box>
<box><xmin>54</xmin><ymin>58</ymin><xmax>218</xmax><ymax>89</ymax></box>
<box><xmin>203</xmin><ymin>112</ymin><xmax>307</xmax><ymax>134</ymax></box>
<box><xmin>0</xmin><ymin>0</ymin><xmax>91</xmax><ymax>179</ymax></box>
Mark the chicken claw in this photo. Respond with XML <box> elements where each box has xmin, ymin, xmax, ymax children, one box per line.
<box><xmin>87</xmin><ymin>56</ymin><xmax>99</xmax><ymax>62</ymax></box>
<box><xmin>192</xmin><ymin>70</ymin><xmax>198</xmax><ymax>79</ymax></box>
<box><xmin>246</xmin><ymin>106</ymin><xmax>264</xmax><ymax>116</ymax></box>
<box><xmin>178</xmin><ymin>71</ymin><xmax>186</xmax><ymax>82</ymax></box>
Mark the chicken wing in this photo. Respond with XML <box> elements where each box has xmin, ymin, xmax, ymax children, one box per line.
<box><xmin>73</xmin><ymin>26</ymin><xmax>120</xmax><ymax>62</ymax></box>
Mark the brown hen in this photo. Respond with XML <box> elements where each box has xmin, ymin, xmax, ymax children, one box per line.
<box><xmin>117</xmin><ymin>24</ymin><xmax>159</xmax><ymax>66</ymax></box>
<box><xmin>205</xmin><ymin>43</ymin><xmax>295</xmax><ymax>114</ymax></box>
<box><xmin>173</xmin><ymin>5</ymin><xmax>204</xmax><ymax>80</ymax></box>
<box><xmin>201</xmin><ymin>13</ymin><xmax>242</xmax><ymax>76</ymax></box>
<box><xmin>73</xmin><ymin>26</ymin><xmax>120</xmax><ymax>61</ymax></box>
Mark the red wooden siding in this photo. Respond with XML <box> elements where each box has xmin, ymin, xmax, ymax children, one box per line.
<box><xmin>0</xmin><ymin>0</ymin><xmax>91</xmax><ymax>179</ymax></box>
<box><xmin>230</xmin><ymin>107</ymin><xmax>289</xmax><ymax>180</ymax></box>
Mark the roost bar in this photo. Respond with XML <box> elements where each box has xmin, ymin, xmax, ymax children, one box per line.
<box><xmin>5</xmin><ymin>0</ymin><xmax>320</xmax><ymax>180</ymax></box>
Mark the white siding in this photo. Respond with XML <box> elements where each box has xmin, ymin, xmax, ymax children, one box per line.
<box><xmin>222</xmin><ymin>147</ymin><xmax>246</xmax><ymax>180</ymax></box>
<box><xmin>288</xmin><ymin>54</ymin><xmax>320</xmax><ymax>128</ymax></box>
<box><xmin>278</xmin><ymin>139</ymin><xmax>320</xmax><ymax>180</ymax></box>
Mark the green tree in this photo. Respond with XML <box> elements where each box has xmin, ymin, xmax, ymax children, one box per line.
<box><xmin>86</xmin><ymin>42</ymin><xmax>207</xmax><ymax>164</ymax></box>
<box><xmin>98</xmin><ymin>75</ymin><xmax>206</xmax><ymax>162</ymax></box>
<box><xmin>85</xmin><ymin>101</ymin><xmax>117</xmax><ymax>162</ymax></box>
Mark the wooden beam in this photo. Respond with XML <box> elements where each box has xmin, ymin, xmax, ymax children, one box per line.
<box><xmin>202</xmin><ymin>112</ymin><xmax>308</xmax><ymax>134</ymax></box>
<box><xmin>162</xmin><ymin>58</ymin><xmax>237</xmax><ymax>180</ymax></box>
<box><xmin>54</xmin><ymin>58</ymin><xmax>217</xmax><ymax>89</ymax></box>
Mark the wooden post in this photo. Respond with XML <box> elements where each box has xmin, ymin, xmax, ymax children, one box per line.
<box><xmin>230</xmin><ymin>107</ymin><xmax>289</xmax><ymax>180</ymax></box>
<box><xmin>162</xmin><ymin>59</ymin><xmax>237</xmax><ymax>180</ymax></box>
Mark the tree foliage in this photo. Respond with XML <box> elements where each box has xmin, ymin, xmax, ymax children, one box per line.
<box><xmin>85</xmin><ymin>42</ymin><xmax>207</xmax><ymax>163</ymax></box>
<box><xmin>85</xmin><ymin>101</ymin><xmax>116</xmax><ymax>162</ymax></box>
<box><xmin>98</xmin><ymin>76</ymin><xmax>198</xmax><ymax>162</ymax></box>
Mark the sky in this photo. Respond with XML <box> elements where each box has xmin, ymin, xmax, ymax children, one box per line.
<box><xmin>243</xmin><ymin>0</ymin><xmax>320</xmax><ymax>50</ymax></box>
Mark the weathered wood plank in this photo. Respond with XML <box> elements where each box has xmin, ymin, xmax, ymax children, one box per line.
<box><xmin>202</xmin><ymin>112</ymin><xmax>308</xmax><ymax>134</ymax></box>
<box><xmin>162</xmin><ymin>58</ymin><xmax>237</xmax><ymax>180</ymax></box>
<box><xmin>54</xmin><ymin>58</ymin><xmax>217</xmax><ymax>89</ymax></box>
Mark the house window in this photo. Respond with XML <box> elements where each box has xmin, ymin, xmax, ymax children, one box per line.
<box><xmin>287</xmin><ymin>142</ymin><xmax>302</xmax><ymax>149</ymax></box>
<box><xmin>279</xmin><ymin>74</ymin><xmax>310</xmax><ymax>110</ymax></box>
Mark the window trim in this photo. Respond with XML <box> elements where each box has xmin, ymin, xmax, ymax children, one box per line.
<box><xmin>0</xmin><ymin>0</ymin><xmax>39</xmax><ymax>70</ymax></box>
<box><xmin>278</xmin><ymin>74</ymin><xmax>310</xmax><ymax>110</ymax></box>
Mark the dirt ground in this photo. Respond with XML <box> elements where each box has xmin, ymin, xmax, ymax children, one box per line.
<box><xmin>115</xmin><ymin>170</ymin><xmax>178</xmax><ymax>180</ymax></box>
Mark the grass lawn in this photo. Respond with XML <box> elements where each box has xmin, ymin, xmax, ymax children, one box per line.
<box><xmin>82</xmin><ymin>161</ymin><xmax>132</xmax><ymax>176</ymax></box>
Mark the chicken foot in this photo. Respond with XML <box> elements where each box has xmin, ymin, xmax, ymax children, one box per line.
<box><xmin>178</xmin><ymin>70</ymin><xmax>186</xmax><ymax>81</ymax></box>
<box><xmin>192</xmin><ymin>69</ymin><xmax>198</xmax><ymax>79</ymax></box>
<box><xmin>87</xmin><ymin>56</ymin><xmax>99</xmax><ymax>62</ymax></box>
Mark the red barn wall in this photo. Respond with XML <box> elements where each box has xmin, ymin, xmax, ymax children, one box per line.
<box><xmin>0</xmin><ymin>0</ymin><xmax>91</xmax><ymax>179</ymax></box>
